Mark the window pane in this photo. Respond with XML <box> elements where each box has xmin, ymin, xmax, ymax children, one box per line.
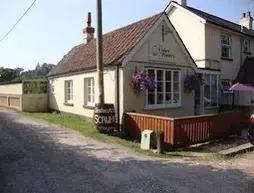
<box><xmin>174</xmin><ymin>82</ymin><xmax>179</xmax><ymax>92</ymax></box>
<box><xmin>148</xmin><ymin>69</ymin><xmax>155</xmax><ymax>79</ymax></box>
<box><xmin>148</xmin><ymin>93</ymin><xmax>155</xmax><ymax>105</ymax></box>
<box><xmin>173</xmin><ymin>71</ymin><xmax>179</xmax><ymax>82</ymax></box>
<box><xmin>157</xmin><ymin>93</ymin><xmax>163</xmax><ymax>104</ymax></box>
<box><xmin>211</xmin><ymin>75</ymin><xmax>218</xmax><ymax>106</ymax></box>
<box><xmin>173</xmin><ymin>93</ymin><xmax>179</xmax><ymax>104</ymax></box>
<box><xmin>166</xmin><ymin>82</ymin><xmax>171</xmax><ymax>92</ymax></box>
<box><xmin>221</xmin><ymin>35</ymin><xmax>231</xmax><ymax>45</ymax></box>
<box><xmin>165</xmin><ymin>93</ymin><xmax>172</xmax><ymax>104</ymax></box>
<box><xmin>204</xmin><ymin>75</ymin><xmax>210</xmax><ymax>106</ymax></box>
<box><xmin>157</xmin><ymin>82</ymin><xmax>163</xmax><ymax>92</ymax></box>
<box><xmin>166</xmin><ymin>71</ymin><xmax>171</xmax><ymax>81</ymax></box>
<box><xmin>157</xmin><ymin>70</ymin><xmax>163</xmax><ymax>81</ymax></box>
<box><xmin>221</xmin><ymin>46</ymin><xmax>230</xmax><ymax>58</ymax></box>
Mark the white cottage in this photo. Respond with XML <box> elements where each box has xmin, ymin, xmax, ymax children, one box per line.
<box><xmin>47</xmin><ymin>12</ymin><xmax>206</xmax><ymax>123</ymax></box>
<box><xmin>166</xmin><ymin>0</ymin><xmax>254</xmax><ymax>110</ymax></box>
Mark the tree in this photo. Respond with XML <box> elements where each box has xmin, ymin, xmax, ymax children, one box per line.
<box><xmin>0</xmin><ymin>63</ymin><xmax>55</xmax><ymax>82</ymax></box>
<box><xmin>0</xmin><ymin>67</ymin><xmax>23</xmax><ymax>82</ymax></box>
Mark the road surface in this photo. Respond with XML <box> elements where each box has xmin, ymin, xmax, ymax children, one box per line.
<box><xmin>0</xmin><ymin>108</ymin><xmax>253</xmax><ymax>193</ymax></box>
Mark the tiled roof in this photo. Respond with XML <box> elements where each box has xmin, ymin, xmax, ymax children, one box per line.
<box><xmin>48</xmin><ymin>13</ymin><xmax>162</xmax><ymax>77</ymax></box>
<box><xmin>185</xmin><ymin>6</ymin><xmax>254</xmax><ymax>37</ymax></box>
<box><xmin>234</xmin><ymin>57</ymin><xmax>254</xmax><ymax>86</ymax></box>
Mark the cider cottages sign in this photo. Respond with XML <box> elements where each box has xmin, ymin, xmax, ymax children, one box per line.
<box><xmin>150</xmin><ymin>44</ymin><xmax>175</xmax><ymax>62</ymax></box>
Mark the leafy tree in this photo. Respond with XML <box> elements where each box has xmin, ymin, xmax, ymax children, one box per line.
<box><xmin>0</xmin><ymin>63</ymin><xmax>55</xmax><ymax>82</ymax></box>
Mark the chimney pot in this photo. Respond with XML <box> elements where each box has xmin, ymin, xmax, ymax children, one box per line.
<box><xmin>175</xmin><ymin>0</ymin><xmax>187</xmax><ymax>6</ymax></box>
<box><xmin>83</xmin><ymin>12</ymin><xmax>95</xmax><ymax>44</ymax></box>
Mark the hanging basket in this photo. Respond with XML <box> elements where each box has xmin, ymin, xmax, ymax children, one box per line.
<box><xmin>131</xmin><ymin>70</ymin><xmax>156</xmax><ymax>93</ymax></box>
<box><xmin>184</xmin><ymin>74</ymin><xmax>202</xmax><ymax>93</ymax></box>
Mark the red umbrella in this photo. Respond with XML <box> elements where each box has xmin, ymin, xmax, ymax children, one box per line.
<box><xmin>229</xmin><ymin>83</ymin><xmax>254</xmax><ymax>92</ymax></box>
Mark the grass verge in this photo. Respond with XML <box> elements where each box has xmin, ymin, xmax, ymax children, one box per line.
<box><xmin>23</xmin><ymin>112</ymin><xmax>207</xmax><ymax>159</ymax></box>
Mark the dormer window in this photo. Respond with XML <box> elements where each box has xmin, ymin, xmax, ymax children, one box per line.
<box><xmin>221</xmin><ymin>35</ymin><xmax>232</xmax><ymax>59</ymax></box>
<box><xmin>243</xmin><ymin>39</ymin><xmax>251</xmax><ymax>54</ymax></box>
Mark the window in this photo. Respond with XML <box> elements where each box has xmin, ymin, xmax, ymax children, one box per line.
<box><xmin>243</xmin><ymin>39</ymin><xmax>251</xmax><ymax>54</ymax></box>
<box><xmin>147</xmin><ymin>69</ymin><xmax>181</xmax><ymax>108</ymax></box>
<box><xmin>221</xmin><ymin>35</ymin><xmax>232</xmax><ymax>59</ymax></box>
<box><xmin>204</xmin><ymin>74</ymin><xmax>218</xmax><ymax>108</ymax></box>
<box><xmin>220</xmin><ymin>80</ymin><xmax>233</xmax><ymax>105</ymax></box>
<box><xmin>84</xmin><ymin>78</ymin><xmax>95</xmax><ymax>106</ymax></box>
<box><xmin>65</xmin><ymin>80</ymin><xmax>73</xmax><ymax>104</ymax></box>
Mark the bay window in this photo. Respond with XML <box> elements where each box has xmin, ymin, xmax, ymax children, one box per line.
<box><xmin>147</xmin><ymin>68</ymin><xmax>181</xmax><ymax>108</ymax></box>
<box><xmin>204</xmin><ymin>74</ymin><xmax>219</xmax><ymax>107</ymax></box>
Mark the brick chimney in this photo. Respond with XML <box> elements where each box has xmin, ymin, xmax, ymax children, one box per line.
<box><xmin>83</xmin><ymin>12</ymin><xmax>95</xmax><ymax>44</ymax></box>
<box><xmin>175</xmin><ymin>0</ymin><xmax>187</xmax><ymax>6</ymax></box>
<box><xmin>240</xmin><ymin>11</ymin><xmax>253</xmax><ymax>30</ymax></box>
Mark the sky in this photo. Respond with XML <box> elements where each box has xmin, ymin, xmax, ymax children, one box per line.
<box><xmin>0</xmin><ymin>0</ymin><xmax>253</xmax><ymax>70</ymax></box>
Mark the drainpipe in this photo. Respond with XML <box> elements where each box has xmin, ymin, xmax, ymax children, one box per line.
<box><xmin>115</xmin><ymin>64</ymin><xmax>120</xmax><ymax>131</ymax></box>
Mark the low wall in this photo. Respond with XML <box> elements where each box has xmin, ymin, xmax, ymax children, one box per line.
<box><xmin>0</xmin><ymin>94</ymin><xmax>22</xmax><ymax>111</ymax></box>
<box><xmin>0</xmin><ymin>80</ymin><xmax>48</xmax><ymax>112</ymax></box>
<box><xmin>124</xmin><ymin>111</ymin><xmax>244</xmax><ymax>147</ymax></box>
<box><xmin>22</xmin><ymin>94</ymin><xmax>48</xmax><ymax>112</ymax></box>
<box><xmin>0</xmin><ymin>83</ymin><xmax>23</xmax><ymax>95</ymax></box>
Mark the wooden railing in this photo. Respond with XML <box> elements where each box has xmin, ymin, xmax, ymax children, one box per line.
<box><xmin>124</xmin><ymin>111</ymin><xmax>244</xmax><ymax>147</ymax></box>
<box><xmin>124</xmin><ymin>113</ymin><xmax>175</xmax><ymax>144</ymax></box>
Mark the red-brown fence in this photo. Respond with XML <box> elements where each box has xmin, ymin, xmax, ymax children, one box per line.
<box><xmin>123</xmin><ymin>111</ymin><xmax>245</xmax><ymax>147</ymax></box>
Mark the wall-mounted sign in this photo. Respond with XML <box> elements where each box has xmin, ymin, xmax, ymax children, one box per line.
<box><xmin>150</xmin><ymin>44</ymin><xmax>175</xmax><ymax>62</ymax></box>
<box><xmin>152</xmin><ymin>45</ymin><xmax>172</xmax><ymax>58</ymax></box>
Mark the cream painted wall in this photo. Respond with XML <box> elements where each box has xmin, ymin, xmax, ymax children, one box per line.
<box><xmin>49</xmin><ymin>69</ymin><xmax>116</xmax><ymax>118</ymax></box>
<box><xmin>0</xmin><ymin>83</ymin><xmax>23</xmax><ymax>95</ymax></box>
<box><xmin>204</xmin><ymin>24</ymin><xmax>253</xmax><ymax>80</ymax></box>
<box><xmin>168</xmin><ymin>7</ymin><xmax>206</xmax><ymax>68</ymax></box>
<box><xmin>122</xmin><ymin>18</ymin><xmax>196</xmax><ymax>117</ymax></box>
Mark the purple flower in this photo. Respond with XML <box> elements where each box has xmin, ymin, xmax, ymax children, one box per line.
<box><xmin>131</xmin><ymin>70</ymin><xmax>156</xmax><ymax>92</ymax></box>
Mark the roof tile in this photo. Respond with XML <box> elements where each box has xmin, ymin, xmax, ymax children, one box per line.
<box><xmin>48</xmin><ymin>13</ymin><xmax>162</xmax><ymax>77</ymax></box>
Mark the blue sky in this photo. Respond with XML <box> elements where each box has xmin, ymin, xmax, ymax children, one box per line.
<box><xmin>0</xmin><ymin>0</ymin><xmax>253</xmax><ymax>70</ymax></box>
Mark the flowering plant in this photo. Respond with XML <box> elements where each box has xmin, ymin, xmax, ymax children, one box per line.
<box><xmin>184</xmin><ymin>74</ymin><xmax>201</xmax><ymax>92</ymax></box>
<box><xmin>131</xmin><ymin>70</ymin><xmax>156</xmax><ymax>92</ymax></box>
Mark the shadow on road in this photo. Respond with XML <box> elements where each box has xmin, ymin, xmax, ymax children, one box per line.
<box><xmin>0</xmin><ymin>110</ymin><xmax>253</xmax><ymax>193</ymax></box>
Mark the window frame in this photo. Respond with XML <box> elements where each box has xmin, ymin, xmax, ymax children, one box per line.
<box><xmin>64</xmin><ymin>80</ymin><xmax>73</xmax><ymax>104</ymax></box>
<box><xmin>203</xmin><ymin>74</ymin><xmax>219</xmax><ymax>109</ymax></box>
<box><xmin>84</xmin><ymin>77</ymin><xmax>95</xmax><ymax>107</ymax></box>
<box><xmin>221</xmin><ymin>34</ymin><xmax>232</xmax><ymax>59</ymax></box>
<box><xmin>243</xmin><ymin>39</ymin><xmax>251</xmax><ymax>54</ymax></box>
<box><xmin>220</xmin><ymin>79</ymin><xmax>233</xmax><ymax>105</ymax></box>
<box><xmin>145</xmin><ymin>68</ymin><xmax>181</xmax><ymax>109</ymax></box>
